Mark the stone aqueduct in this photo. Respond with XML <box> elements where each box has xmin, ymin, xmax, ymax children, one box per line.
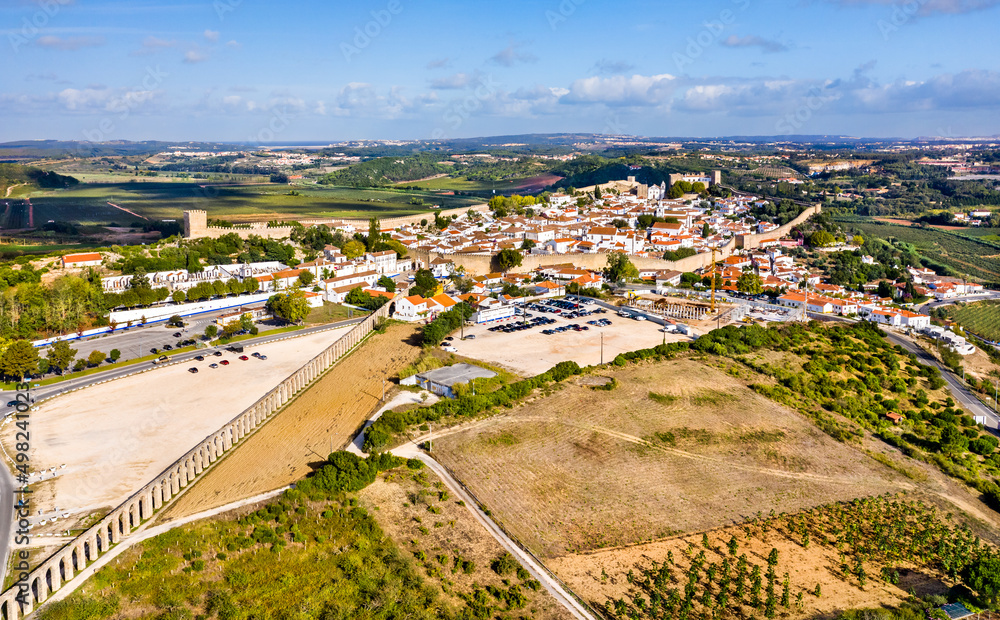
<box><xmin>0</xmin><ymin>302</ymin><xmax>395</xmax><ymax>619</ymax></box>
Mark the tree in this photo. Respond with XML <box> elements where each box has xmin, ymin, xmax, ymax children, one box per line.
<box><xmin>701</xmin><ymin>223</ymin><xmax>711</xmax><ymax>238</ymax></box>
<box><xmin>223</xmin><ymin>320</ymin><xmax>241</xmax><ymax>338</ymax></box>
<box><xmin>205</xmin><ymin>324</ymin><xmax>218</xmax><ymax>339</ymax></box>
<box><xmin>0</xmin><ymin>341</ymin><xmax>39</xmax><ymax>380</ymax></box>
<box><xmin>963</xmin><ymin>554</ymin><xmax>1000</xmax><ymax>606</ymax></box>
<box><xmin>604</xmin><ymin>252</ymin><xmax>638</xmax><ymax>283</ymax></box>
<box><xmin>171</xmin><ymin>290</ymin><xmax>186</xmax><ymax>304</ymax></box>
<box><xmin>520</xmin><ymin>239</ymin><xmax>536</xmax><ymax>251</ymax></box>
<box><xmin>47</xmin><ymin>340</ymin><xmax>76</xmax><ymax>374</ymax></box>
<box><xmin>245</xmin><ymin>277</ymin><xmax>260</xmax><ymax>294</ymax></box>
<box><xmin>412</xmin><ymin>269</ymin><xmax>438</xmax><ymax>298</ymax></box>
<box><xmin>366</xmin><ymin>217</ymin><xmax>381</xmax><ymax>252</ymax></box>
<box><xmin>109</xmin><ymin>349</ymin><xmax>121</xmax><ymax>362</ymax></box>
<box><xmin>809</xmin><ymin>230</ymin><xmax>835</xmax><ymax>247</ymax></box>
<box><xmin>239</xmin><ymin>313</ymin><xmax>255</xmax><ymax>333</ymax></box>
<box><xmin>297</xmin><ymin>271</ymin><xmax>315</xmax><ymax>287</ymax></box>
<box><xmin>87</xmin><ymin>350</ymin><xmax>105</xmax><ymax>368</ymax></box>
<box><xmin>737</xmin><ymin>271</ymin><xmax>764</xmax><ymax>295</ymax></box>
<box><xmin>168</xmin><ymin>315</ymin><xmax>184</xmax><ymax>327</ymax></box>
<box><xmin>496</xmin><ymin>248</ymin><xmax>523</xmax><ymax>272</ymax></box>
<box><xmin>377</xmin><ymin>275</ymin><xmax>396</xmax><ymax>292</ymax></box>
<box><xmin>342</xmin><ymin>239</ymin><xmax>365</xmax><ymax>259</ymax></box>
<box><xmin>267</xmin><ymin>290</ymin><xmax>310</xmax><ymax>324</ymax></box>
<box><xmin>227</xmin><ymin>279</ymin><xmax>244</xmax><ymax>296</ymax></box>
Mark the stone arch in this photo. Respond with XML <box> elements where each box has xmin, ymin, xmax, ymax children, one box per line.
<box><xmin>58</xmin><ymin>557</ymin><xmax>67</xmax><ymax>582</ymax></box>
<box><xmin>388</xmin><ymin>301</ymin><xmax>396</xmax><ymax>317</ymax></box>
<box><xmin>71</xmin><ymin>547</ymin><xmax>81</xmax><ymax>572</ymax></box>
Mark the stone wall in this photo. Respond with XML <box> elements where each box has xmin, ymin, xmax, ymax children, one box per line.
<box><xmin>1</xmin><ymin>303</ymin><xmax>395</xmax><ymax>619</ymax></box>
<box><xmin>737</xmin><ymin>204</ymin><xmax>821</xmax><ymax>250</ymax></box>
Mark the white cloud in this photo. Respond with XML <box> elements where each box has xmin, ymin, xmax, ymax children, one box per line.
<box><xmin>720</xmin><ymin>35</ymin><xmax>789</xmax><ymax>53</ymax></box>
<box><xmin>826</xmin><ymin>0</ymin><xmax>1000</xmax><ymax>14</ymax></box>
<box><xmin>430</xmin><ymin>72</ymin><xmax>477</xmax><ymax>90</ymax></box>
<box><xmin>183</xmin><ymin>50</ymin><xmax>208</xmax><ymax>63</ymax></box>
<box><xmin>561</xmin><ymin>74</ymin><xmax>677</xmax><ymax>105</ymax></box>
<box><xmin>490</xmin><ymin>44</ymin><xmax>537</xmax><ymax>67</ymax></box>
<box><xmin>36</xmin><ymin>35</ymin><xmax>104</xmax><ymax>50</ymax></box>
<box><xmin>203</xmin><ymin>29</ymin><xmax>220</xmax><ymax>42</ymax></box>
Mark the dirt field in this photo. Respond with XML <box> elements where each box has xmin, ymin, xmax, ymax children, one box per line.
<box><xmin>451</xmin><ymin>312</ymin><xmax>689</xmax><ymax>376</ymax></box>
<box><xmin>358</xmin><ymin>468</ymin><xmax>573</xmax><ymax>620</ymax></box>
<box><xmin>431</xmin><ymin>358</ymin><xmax>905</xmax><ymax>558</ymax></box>
<box><xmin>4</xmin><ymin>329</ymin><xmax>349</xmax><ymax>528</ymax></box>
<box><xmin>160</xmin><ymin>322</ymin><xmax>423</xmax><ymax>519</ymax></box>
<box><xmin>549</xmin><ymin>523</ymin><xmax>931</xmax><ymax>620</ymax></box>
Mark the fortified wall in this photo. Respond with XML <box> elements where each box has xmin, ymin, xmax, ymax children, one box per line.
<box><xmin>182</xmin><ymin>203</ymin><xmax>491</xmax><ymax>240</ymax></box>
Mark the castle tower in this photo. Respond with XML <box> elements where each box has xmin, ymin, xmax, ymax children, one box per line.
<box><xmin>183</xmin><ymin>210</ymin><xmax>208</xmax><ymax>238</ymax></box>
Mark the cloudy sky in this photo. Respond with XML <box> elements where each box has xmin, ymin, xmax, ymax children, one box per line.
<box><xmin>2</xmin><ymin>0</ymin><xmax>999</xmax><ymax>142</ymax></box>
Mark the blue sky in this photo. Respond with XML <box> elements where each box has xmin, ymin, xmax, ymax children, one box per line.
<box><xmin>2</xmin><ymin>0</ymin><xmax>999</xmax><ymax>142</ymax></box>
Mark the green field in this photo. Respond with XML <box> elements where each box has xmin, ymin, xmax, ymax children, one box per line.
<box><xmin>16</xmin><ymin>182</ymin><xmax>484</xmax><ymax>226</ymax></box>
<box><xmin>841</xmin><ymin>219</ymin><xmax>1000</xmax><ymax>281</ymax></box>
<box><xmin>947</xmin><ymin>300</ymin><xmax>1000</xmax><ymax>342</ymax></box>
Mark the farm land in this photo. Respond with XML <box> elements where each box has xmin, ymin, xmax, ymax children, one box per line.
<box><xmin>10</xmin><ymin>181</ymin><xmax>484</xmax><ymax>227</ymax></box>
<box><xmin>944</xmin><ymin>300</ymin><xmax>1000</xmax><ymax>342</ymax></box>
<box><xmin>841</xmin><ymin>219</ymin><xmax>1000</xmax><ymax>281</ymax></box>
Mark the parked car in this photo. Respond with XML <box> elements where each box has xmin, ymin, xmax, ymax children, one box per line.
<box><xmin>220</xmin><ymin>360</ymin><xmax>230</xmax><ymax>366</ymax></box>
<box><xmin>251</xmin><ymin>352</ymin><xmax>262</xmax><ymax>358</ymax></box>
<box><xmin>239</xmin><ymin>355</ymin><xmax>249</xmax><ymax>361</ymax></box>
<box><xmin>466</xmin><ymin>334</ymin><xmax>476</xmax><ymax>339</ymax></box>
<box><xmin>173</xmin><ymin>332</ymin><xmax>182</xmax><ymax>338</ymax></box>
<box><xmin>259</xmin><ymin>355</ymin><xmax>267</xmax><ymax>360</ymax></box>
<box><xmin>194</xmin><ymin>355</ymin><xmax>205</xmax><ymax>361</ymax></box>
<box><xmin>209</xmin><ymin>363</ymin><xmax>219</xmax><ymax>369</ymax></box>
<box><xmin>162</xmin><ymin>344</ymin><xmax>172</xmax><ymax>350</ymax></box>
<box><xmin>213</xmin><ymin>351</ymin><xmax>223</xmax><ymax>357</ymax></box>
<box><xmin>188</xmin><ymin>367</ymin><xmax>199</xmax><ymax>374</ymax></box>
<box><xmin>158</xmin><ymin>355</ymin><xmax>168</xmax><ymax>361</ymax></box>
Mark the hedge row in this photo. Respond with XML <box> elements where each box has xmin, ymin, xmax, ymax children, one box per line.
<box><xmin>363</xmin><ymin>360</ymin><xmax>583</xmax><ymax>452</ymax></box>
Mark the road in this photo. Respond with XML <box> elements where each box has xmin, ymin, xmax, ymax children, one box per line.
<box><xmin>391</xmin><ymin>441</ymin><xmax>595</xmax><ymax>620</ymax></box>
<box><xmin>38</xmin><ymin>304</ymin><xmax>270</xmax><ymax>363</ymax></box>
<box><xmin>0</xmin><ymin>462</ymin><xmax>12</xmax><ymax>588</ymax></box>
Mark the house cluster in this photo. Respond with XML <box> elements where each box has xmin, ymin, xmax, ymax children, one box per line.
<box><xmin>384</xmin><ymin>188</ymin><xmax>774</xmax><ymax>261</ymax></box>
<box><xmin>102</xmin><ymin>262</ymin><xmax>288</xmax><ymax>293</ymax></box>
<box><xmin>949</xmin><ymin>210</ymin><xmax>993</xmax><ymax>227</ymax></box>
<box><xmin>907</xmin><ymin>267</ymin><xmax>985</xmax><ymax>300</ymax></box>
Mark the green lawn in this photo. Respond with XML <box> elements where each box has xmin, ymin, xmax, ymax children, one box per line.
<box><xmin>304</xmin><ymin>302</ymin><xmax>364</xmax><ymax>324</ymax></box>
<box><xmin>405</xmin><ymin>175</ymin><xmax>544</xmax><ymax>193</ymax></box>
<box><xmin>19</xmin><ymin>182</ymin><xmax>484</xmax><ymax>225</ymax></box>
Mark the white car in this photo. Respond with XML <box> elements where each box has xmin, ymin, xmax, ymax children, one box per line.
<box><xmin>442</xmin><ymin>345</ymin><xmax>458</xmax><ymax>353</ymax></box>
<box><xmin>634</xmin><ymin>314</ymin><xmax>647</xmax><ymax>321</ymax></box>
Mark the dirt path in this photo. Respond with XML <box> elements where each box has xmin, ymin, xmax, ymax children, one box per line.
<box><xmin>159</xmin><ymin>323</ymin><xmax>422</xmax><ymax>519</ymax></box>
<box><xmin>391</xmin><ymin>442</ymin><xmax>595</xmax><ymax>620</ymax></box>
<box><xmin>3</xmin><ymin>184</ymin><xmax>24</xmax><ymax>198</ymax></box>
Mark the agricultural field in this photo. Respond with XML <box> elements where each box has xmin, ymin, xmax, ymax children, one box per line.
<box><xmin>410</xmin><ymin>173</ymin><xmax>562</xmax><ymax>194</ymax></box>
<box><xmin>842</xmin><ymin>220</ymin><xmax>1000</xmax><ymax>281</ymax></box>
<box><xmin>430</xmin><ymin>358</ymin><xmax>907</xmax><ymax>559</ymax></box>
<box><xmin>550</xmin><ymin>495</ymin><xmax>995</xmax><ymax>620</ymax></box>
<box><xmin>16</xmin><ymin>182</ymin><xmax>483</xmax><ymax>226</ymax></box>
<box><xmin>946</xmin><ymin>300</ymin><xmax>1000</xmax><ymax>342</ymax></box>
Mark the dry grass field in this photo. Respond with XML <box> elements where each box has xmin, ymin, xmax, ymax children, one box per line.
<box><xmin>358</xmin><ymin>468</ymin><xmax>573</xmax><ymax>620</ymax></box>
<box><xmin>431</xmin><ymin>358</ymin><xmax>906</xmax><ymax>559</ymax></box>
<box><xmin>160</xmin><ymin>322</ymin><xmax>423</xmax><ymax>519</ymax></box>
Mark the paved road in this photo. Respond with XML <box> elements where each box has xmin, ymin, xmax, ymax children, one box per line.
<box><xmin>391</xmin><ymin>441</ymin><xmax>595</xmax><ymax>620</ymax></box>
<box><xmin>39</xmin><ymin>304</ymin><xmax>271</xmax><ymax>363</ymax></box>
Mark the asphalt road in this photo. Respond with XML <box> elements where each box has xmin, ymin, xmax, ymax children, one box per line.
<box><xmin>40</xmin><ymin>304</ymin><xmax>270</xmax><ymax>363</ymax></box>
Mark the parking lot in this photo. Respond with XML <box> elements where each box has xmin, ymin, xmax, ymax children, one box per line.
<box><xmin>445</xmin><ymin>298</ymin><xmax>691</xmax><ymax>376</ymax></box>
<box><xmin>6</xmin><ymin>328</ymin><xmax>348</xmax><ymax>529</ymax></box>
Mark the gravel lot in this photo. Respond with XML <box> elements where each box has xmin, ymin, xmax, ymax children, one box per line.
<box><xmin>446</xmin><ymin>303</ymin><xmax>691</xmax><ymax>376</ymax></box>
<box><xmin>5</xmin><ymin>328</ymin><xmax>348</xmax><ymax>529</ymax></box>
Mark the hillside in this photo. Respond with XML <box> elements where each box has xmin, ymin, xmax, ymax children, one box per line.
<box><xmin>320</xmin><ymin>154</ymin><xmax>449</xmax><ymax>187</ymax></box>
<box><xmin>0</xmin><ymin>162</ymin><xmax>78</xmax><ymax>195</ymax></box>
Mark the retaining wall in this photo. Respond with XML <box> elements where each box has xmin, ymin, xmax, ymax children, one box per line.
<box><xmin>1</xmin><ymin>300</ymin><xmax>395</xmax><ymax>619</ymax></box>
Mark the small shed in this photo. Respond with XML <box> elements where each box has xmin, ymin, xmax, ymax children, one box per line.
<box><xmin>401</xmin><ymin>363</ymin><xmax>497</xmax><ymax>399</ymax></box>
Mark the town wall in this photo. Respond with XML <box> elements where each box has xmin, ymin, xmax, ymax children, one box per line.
<box><xmin>1</xmin><ymin>301</ymin><xmax>396</xmax><ymax>619</ymax></box>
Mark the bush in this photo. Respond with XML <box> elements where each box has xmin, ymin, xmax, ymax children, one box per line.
<box><xmin>297</xmin><ymin>451</ymin><xmax>403</xmax><ymax>495</ymax></box>
<box><xmin>491</xmin><ymin>552</ymin><xmax>519</xmax><ymax>576</ymax></box>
